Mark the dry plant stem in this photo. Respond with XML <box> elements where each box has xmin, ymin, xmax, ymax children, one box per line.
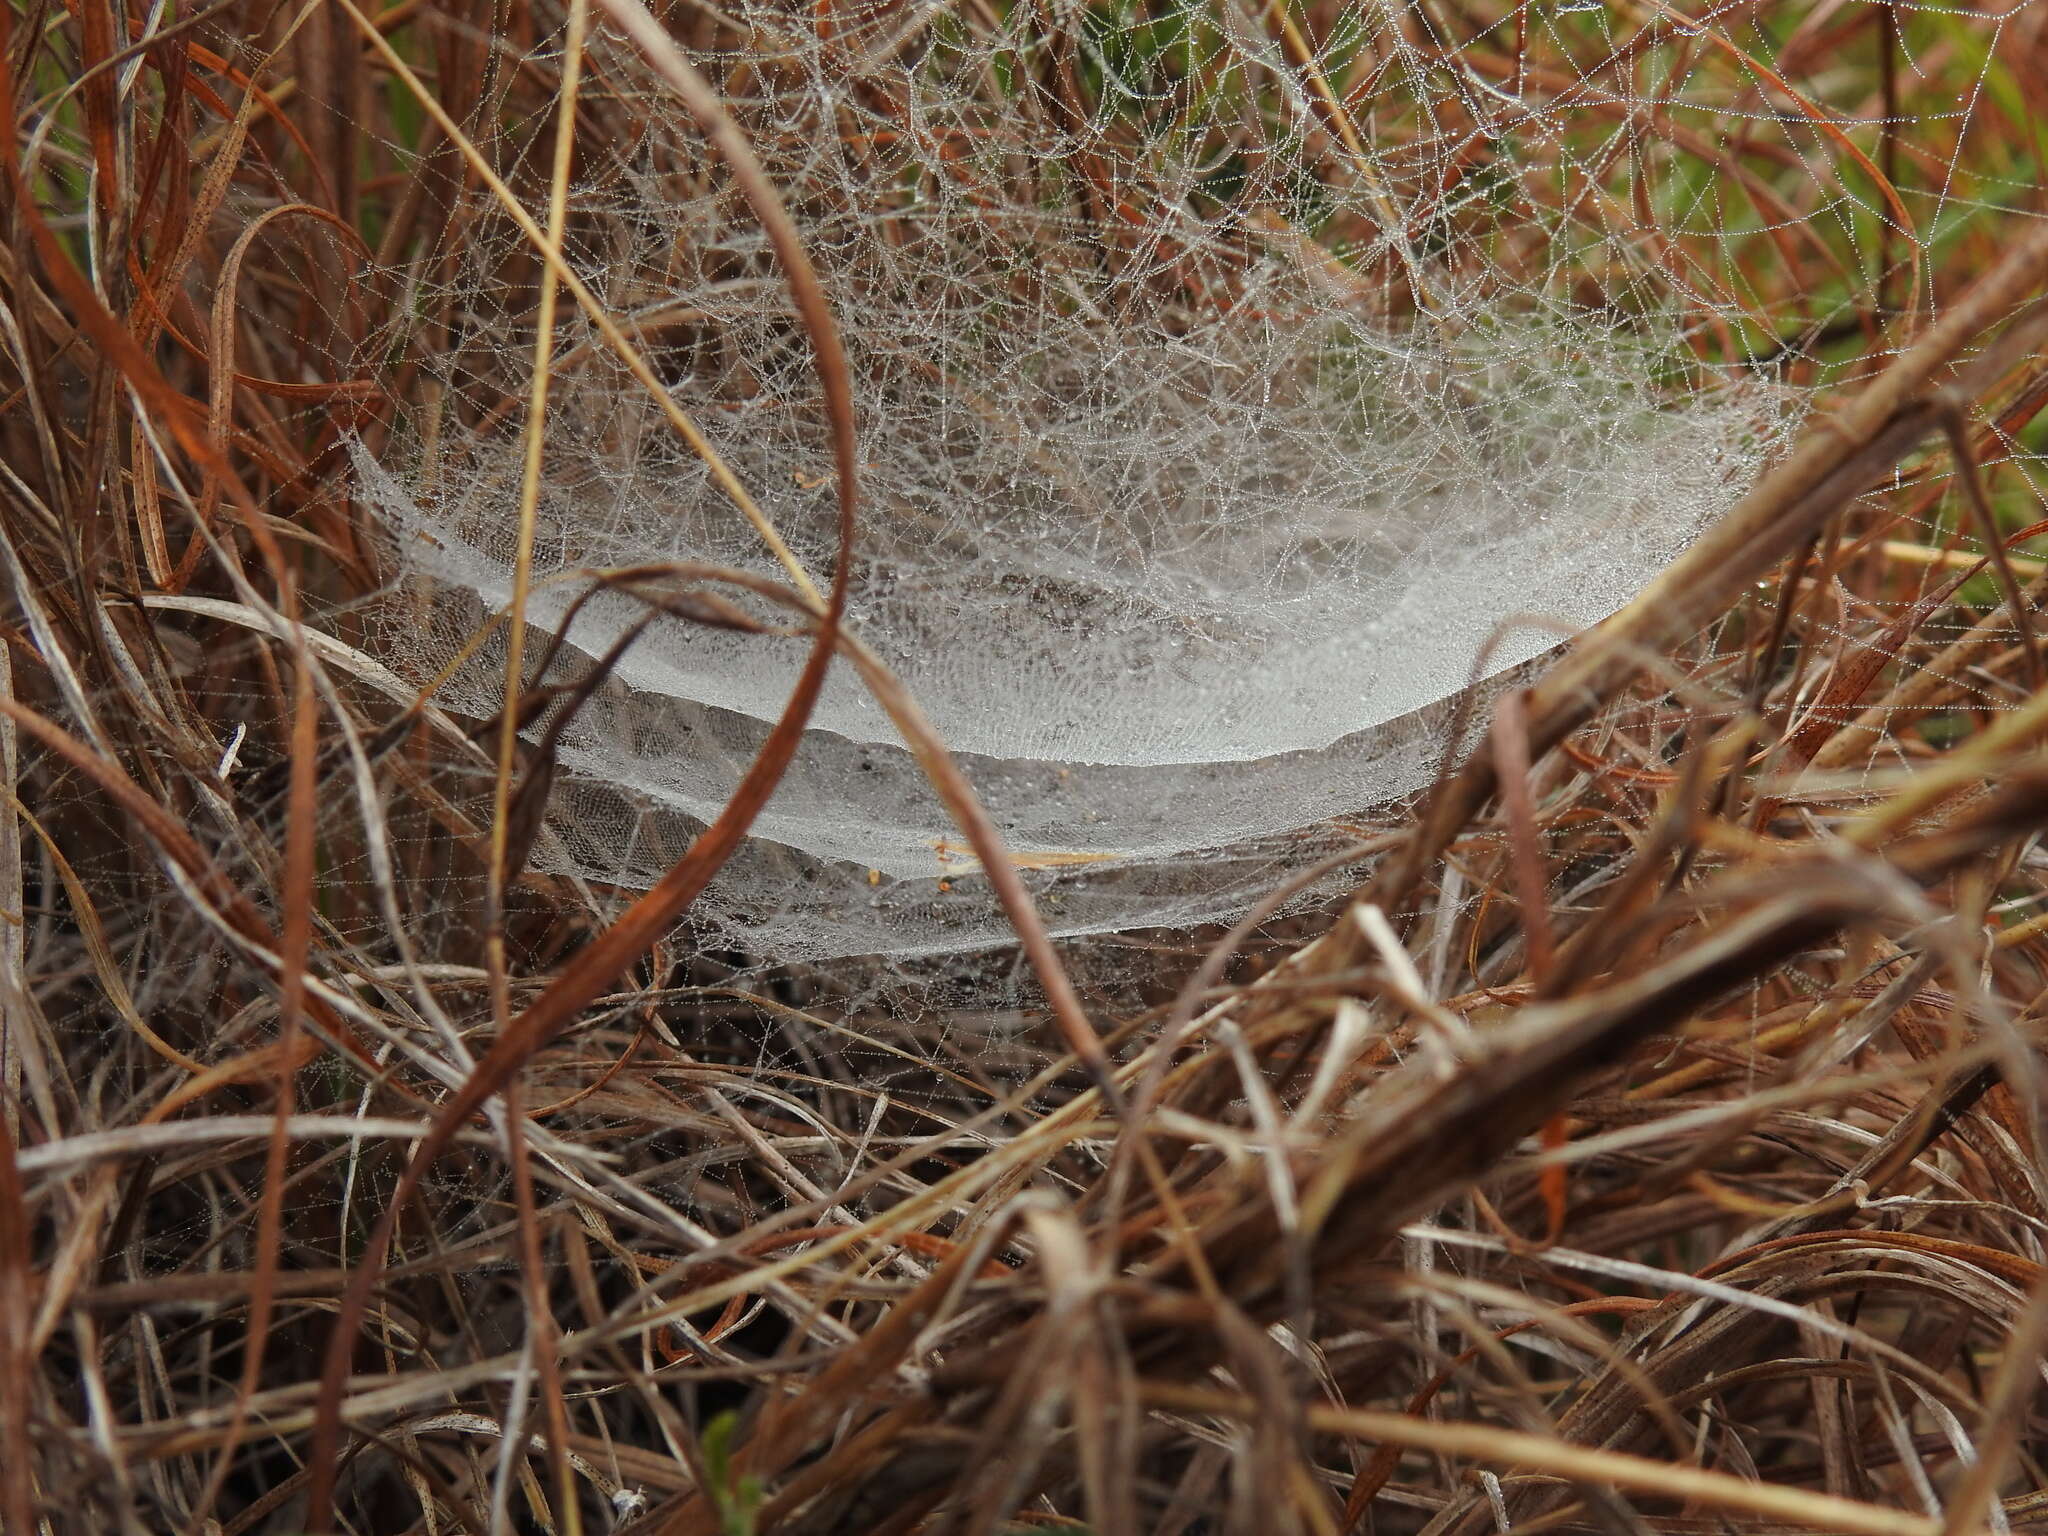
<box><xmin>0</xmin><ymin>644</ymin><xmax>19</xmax><ymax>1140</ymax></box>
<box><xmin>183</xmin><ymin>628</ymin><xmax>320</xmax><ymax>1533</ymax></box>
<box><xmin>1491</xmin><ymin>1062</ymin><xmax>2016</xmax><ymax>1536</ymax></box>
<box><xmin>1142</xmin><ymin>1384</ymin><xmax>1942</xmax><ymax>1536</ymax></box>
<box><xmin>0</xmin><ymin>663</ymin><xmax>25</xmax><ymax>1536</ymax></box>
<box><xmin>299</xmin><ymin>610</ymin><xmax>847</xmax><ymax>1530</ymax></box>
<box><xmin>724</xmin><ymin>1218</ymin><xmax>1010</xmax><ymax>1519</ymax></box>
<box><xmin>1807</xmin><ymin>551</ymin><xmax>2048</xmax><ymax>775</ymax></box>
<box><xmin>1921</xmin><ymin>1265</ymin><xmax>2048</xmax><ymax>1536</ymax></box>
<box><xmin>1098</xmin><ymin>837</ymin><xmax>1397</xmax><ymax>1245</ymax></box>
<box><xmin>304</xmin><ymin>0</ymin><xmax>869</xmax><ymax>1513</ymax></box>
<box><xmin>0</xmin><ymin>0</ymin><xmax>324</xmax><ymax>600</ymax></box>
<box><xmin>1196</xmin><ymin>886</ymin><xmax>1890</xmax><ymax>1297</ymax></box>
<box><xmin>1934</xmin><ymin>393</ymin><xmax>2043</xmax><ymax>692</ymax></box>
<box><xmin>0</xmin><ymin>1039</ymin><xmax>28</xmax><ymax>1536</ymax></box>
<box><xmin>0</xmin><ymin>697</ymin><xmax>363</xmax><ymax>1059</ymax></box>
<box><xmin>1843</xmin><ymin>627</ymin><xmax>2048</xmax><ymax>846</ymax></box>
<box><xmin>491</xmin><ymin>0</ymin><xmax>588</xmax><ymax>917</ymax></box>
<box><xmin>0</xmin><ymin>0</ymin><xmax>349</xmax><ymax>1202</ymax></box>
<box><xmin>894</xmin><ymin>764</ymin><xmax>2048</xmax><ymax>1529</ymax></box>
<box><xmin>1491</xmin><ymin>687</ymin><xmax>1556</xmax><ymax>988</ymax></box>
<box><xmin>484</xmin><ymin>1</ymin><xmax>590</xmax><ymax>1523</ymax></box>
<box><xmin>1360</xmin><ymin>222</ymin><xmax>2048</xmax><ymax>927</ymax></box>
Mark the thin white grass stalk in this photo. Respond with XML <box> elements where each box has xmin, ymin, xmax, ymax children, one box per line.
<box><xmin>11</xmin><ymin>1115</ymin><xmax>469</xmax><ymax>1175</ymax></box>
<box><xmin>1354</xmin><ymin>902</ymin><xmax>1469</xmax><ymax>1072</ymax></box>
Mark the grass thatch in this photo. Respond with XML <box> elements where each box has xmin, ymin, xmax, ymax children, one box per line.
<box><xmin>5</xmin><ymin>0</ymin><xmax>2048</xmax><ymax>1532</ymax></box>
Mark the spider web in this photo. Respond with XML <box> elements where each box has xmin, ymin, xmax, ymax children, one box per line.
<box><xmin>355</xmin><ymin>0</ymin><xmax>2022</xmax><ymax>962</ymax></box>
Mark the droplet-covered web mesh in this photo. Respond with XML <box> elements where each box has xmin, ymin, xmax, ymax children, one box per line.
<box><xmin>358</xmin><ymin>0</ymin><xmax>1909</xmax><ymax>960</ymax></box>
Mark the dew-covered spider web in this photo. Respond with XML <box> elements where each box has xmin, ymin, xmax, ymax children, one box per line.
<box><xmin>354</xmin><ymin>0</ymin><xmax>1993</xmax><ymax>961</ymax></box>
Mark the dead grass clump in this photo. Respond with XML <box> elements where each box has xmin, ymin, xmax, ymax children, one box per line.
<box><xmin>5</xmin><ymin>0</ymin><xmax>2048</xmax><ymax>1533</ymax></box>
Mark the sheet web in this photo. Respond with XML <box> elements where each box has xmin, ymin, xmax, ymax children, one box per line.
<box><xmin>354</xmin><ymin>0</ymin><xmax>1999</xmax><ymax>964</ymax></box>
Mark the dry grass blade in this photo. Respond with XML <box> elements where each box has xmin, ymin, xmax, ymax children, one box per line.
<box><xmin>1144</xmin><ymin>1384</ymin><xmax>1943</xmax><ymax>1536</ymax></box>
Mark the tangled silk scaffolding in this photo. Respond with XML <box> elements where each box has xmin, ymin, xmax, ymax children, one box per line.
<box><xmin>358</xmin><ymin>0</ymin><xmax>1810</xmax><ymax>960</ymax></box>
